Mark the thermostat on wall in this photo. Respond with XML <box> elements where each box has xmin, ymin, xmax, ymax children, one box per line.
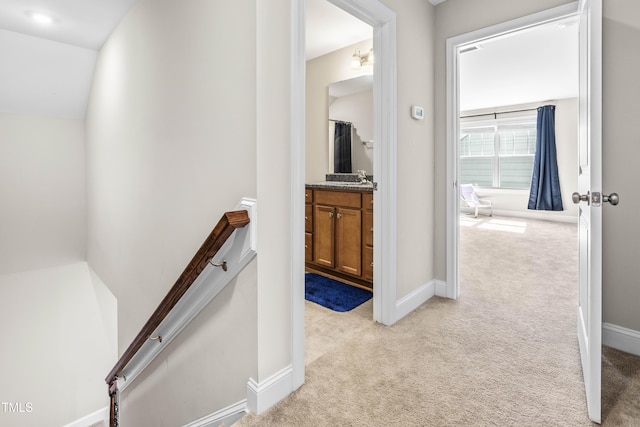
<box><xmin>411</xmin><ymin>105</ymin><xmax>424</xmax><ymax>120</ymax></box>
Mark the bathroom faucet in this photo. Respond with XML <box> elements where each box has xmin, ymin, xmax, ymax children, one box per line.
<box><xmin>357</xmin><ymin>170</ymin><xmax>368</xmax><ymax>183</ymax></box>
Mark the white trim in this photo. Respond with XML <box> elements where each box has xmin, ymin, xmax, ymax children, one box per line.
<box><xmin>326</xmin><ymin>0</ymin><xmax>398</xmax><ymax>327</ymax></box>
<box><xmin>445</xmin><ymin>2</ymin><xmax>579</xmax><ymax>301</ymax></box>
<box><xmin>395</xmin><ymin>280</ymin><xmax>438</xmax><ymax>322</ymax></box>
<box><xmin>603</xmin><ymin>323</ymin><xmax>640</xmax><ymax>357</ymax></box>
<box><xmin>118</xmin><ymin>198</ymin><xmax>258</xmax><ymax>391</ymax></box>
<box><xmin>466</xmin><ymin>208</ymin><xmax>578</xmax><ymax>224</ymax></box>
<box><xmin>434</xmin><ymin>280</ymin><xmax>448</xmax><ymax>297</ymax></box>
<box><xmin>289</xmin><ymin>1</ymin><xmax>398</xmax><ymax>417</ymax></box>
<box><xmin>62</xmin><ymin>406</ymin><xmax>109</xmax><ymax>427</ymax></box>
<box><xmin>291</xmin><ymin>0</ymin><xmax>306</xmax><ymax>392</ymax></box>
<box><xmin>246</xmin><ymin>365</ymin><xmax>294</xmax><ymax>415</ymax></box>
<box><xmin>182</xmin><ymin>400</ymin><xmax>248</xmax><ymax>427</ymax></box>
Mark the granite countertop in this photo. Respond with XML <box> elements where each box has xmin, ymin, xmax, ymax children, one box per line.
<box><xmin>305</xmin><ymin>181</ymin><xmax>375</xmax><ymax>191</ymax></box>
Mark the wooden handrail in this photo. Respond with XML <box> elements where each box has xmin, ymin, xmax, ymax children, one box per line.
<box><xmin>105</xmin><ymin>210</ymin><xmax>250</xmax><ymax>388</ymax></box>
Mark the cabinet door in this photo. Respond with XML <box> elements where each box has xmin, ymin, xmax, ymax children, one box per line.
<box><xmin>363</xmin><ymin>209</ymin><xmax>373</xmax><ymax>247</ymax></box>
<box><xmin>305</xmin><ymin>204</ymin><xmax>313</xmax><ymax>233</ymax></box>
<box><xmin>336</xmin><ymin>207</ymin><xmax>361</xmax><ymax>276</ymax></box>
<box><xmin>363</xmin><ymin>245</ymin><xmax>373</xmax><ymax>284</ymax></box>
<box><xmin>305</xmin><ymin>232</ymin><xmax>313</xmax><ymax>262</ymax></box>
<box><xmin>313</xmin><ymin>205</ymin><xmax>335</xmax><ymax>268</ymax></box>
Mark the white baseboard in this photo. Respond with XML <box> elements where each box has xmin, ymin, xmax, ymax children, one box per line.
<box><xmin>603</xmin><ymin>323</ymin><xmax>640</xmax><ymax>357</ymax></box>
<box><xmin>182</xmin><ymin>400</ymin><xmax>247</xmax><ymax>427</ymax></box>
<box><xmin>491</xmin><ymin>209</ymin><xmax>578</xmax><ymax>223</ymax></box>
<box><xmin>246</xmin><ymin>365</ymin><xmax>294</xmax><ymax>415</ymax></box>
<box><xmin>62</xmin><ymin>406</ymin><xmax>108</xmax><ymax>427</ymax></box>
<box><xmin>395</xmin><ymin>280</ymin><xmax>438</xmax><ymax>323</ymax></box>
<box><xmin>434</xmin><ymin>280</ymin><xmax>448</xmax><ymax>298</ymax></box>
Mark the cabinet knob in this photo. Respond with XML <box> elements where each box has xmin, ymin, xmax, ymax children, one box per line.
<box><xmin>329</xmin><ymin>212</ymin><xmax>333</xmax><ymax>218</ymax></box>
<box><xmin>337</xmin><ymin>212</ymin><xmax>343</xmax><ymax>219</ymax></box>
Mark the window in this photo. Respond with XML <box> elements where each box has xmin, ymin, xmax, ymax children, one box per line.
<box><xmin>459</xmin><ymin>115</ymin><xmax>536</xmax><ymax>189</ymax></box>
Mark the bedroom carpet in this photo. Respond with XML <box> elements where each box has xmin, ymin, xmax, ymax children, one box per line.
<box><xmin>235</xmin><ymin>216</ymin><xmax>640</xmax><ymax>426</ymax></box>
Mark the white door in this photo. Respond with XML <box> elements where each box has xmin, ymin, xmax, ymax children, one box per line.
<box><xmin>575</xmin><ymin>0</ymin><xmax>603</xmax><ymax>422</ymax></box>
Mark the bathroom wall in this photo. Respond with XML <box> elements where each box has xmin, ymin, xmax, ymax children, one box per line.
<box><xmin>307</xmin><ymin>39</ymin><xmax>374</xmax><ymax>183</ymax></box>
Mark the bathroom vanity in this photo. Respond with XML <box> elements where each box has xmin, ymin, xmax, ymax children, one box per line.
<box><xmin>305</xmin><ymin>180</ymin><xmax>373</xmax><ymax>290</ymax></box>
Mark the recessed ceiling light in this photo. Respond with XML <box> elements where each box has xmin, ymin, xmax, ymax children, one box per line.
<box><xmin>27</xmin><ymin>11</ymin><xmax>55</xmax><ymax>25</ymax></box>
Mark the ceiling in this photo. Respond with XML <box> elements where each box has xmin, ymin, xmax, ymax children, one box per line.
<box><xmin>0</xmin><ymin>0</ymin><xmax>137</xmax><ymax>118</ymax></box>
<box><xmin>459</xmin><ymin>17</ymin><xmax>579</xmax><ymax>111</ymax></box>
<box><xmin>0</xmin><ymin>0</ymin><xmax>577</xmax><ymax>119</ymax></box>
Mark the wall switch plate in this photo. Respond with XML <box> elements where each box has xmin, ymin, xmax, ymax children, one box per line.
<box><xmin>411</xmin><ymin>105</ymin><xmax>424</xmax><ymax>120</ymax></box>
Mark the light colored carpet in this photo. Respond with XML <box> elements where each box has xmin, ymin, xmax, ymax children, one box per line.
<box><xmin>236</xmin><ymin>216</ymin><xmax>640</xmax><ymax>426</ymax></box>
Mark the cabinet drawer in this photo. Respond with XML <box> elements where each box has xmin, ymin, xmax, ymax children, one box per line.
<box><xmin>305</xmin><ymin>204</ymin><xmax>313</xmax><ymax>233</ymax></box>
<box><xmin>315</xmin><ymin>190</ymin><xmax>361</xmax><ymax>208</ymax></box>
<box><xmin>363</xmin><ymin>192</ymin><xmax>373</xmax><ymax>210</ymax></box>
<box><xmin>305</xmin><ymin>188</ymin><xmax>313</xmax><ymax>203</ymax></box>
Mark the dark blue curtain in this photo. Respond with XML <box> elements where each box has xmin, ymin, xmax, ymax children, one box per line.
<box><xmin>528</xmin><ymin>105</ymin><xmax>564</xmax><ymax>211</ymax></box>
<box><xmin>334</xmin><ymin>122</ymin><xmax>352</xmax><ymax>173</ymax></box>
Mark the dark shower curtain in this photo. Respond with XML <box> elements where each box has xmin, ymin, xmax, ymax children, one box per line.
<box><xmin>334</xmin><ymin>121</ymin><xmax>352</xmax><ymax>173</ymax></box>
<box><xmin>528</xmin><ymin>105</ymin><xmax>564</xmax><ymax>211</ymax></box>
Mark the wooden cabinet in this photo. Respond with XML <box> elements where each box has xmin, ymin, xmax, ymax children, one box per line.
<box><xmin>305</xmin><ymin>189</ymin><xmax>313</xmax><ymax>262</ymax></box>
<box><xmin>305</xmin><ymin>187</ymin><xmax>373</xmax><ymax>289</ymax></box>
<box><xmin>362</xmin><ymin>192</ymin><xmax>374</xmax><ymax>282</ymax></box>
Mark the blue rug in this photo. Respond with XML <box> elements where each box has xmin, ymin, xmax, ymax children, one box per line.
<box><xmin>305</xmin><ymin>273</ymin><xmax>372</xmax><ymax>312</ymax></box>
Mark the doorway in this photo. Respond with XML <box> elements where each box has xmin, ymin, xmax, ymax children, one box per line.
<box><xmin>445</xmin><ymin>2</ymin><xmax>580</xmax><ymax>299</ymax></box>
<box><xmin>292</xmin><ymin>0</ymin><xmax>398</xmax><ymax>387</ymax></box>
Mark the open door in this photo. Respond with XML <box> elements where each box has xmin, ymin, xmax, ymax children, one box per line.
<box><xmin>574</xmin><ymin>0</ymin><xmax>603</xmax><ymax>422</ymax></box>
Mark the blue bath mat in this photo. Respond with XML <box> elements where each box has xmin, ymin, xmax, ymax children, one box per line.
<box><xmin>305</xmin><ymin>273</ymin><xmax>372</xmax><ymax>312</ymax></box>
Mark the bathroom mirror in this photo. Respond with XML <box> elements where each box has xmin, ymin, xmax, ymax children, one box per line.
<box><xmin>328</xmin><ymin>75</ymin><xmax>373</xmax><ymax>174</ymax></box>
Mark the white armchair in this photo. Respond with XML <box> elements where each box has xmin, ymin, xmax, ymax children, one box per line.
<box><xmin>460</xmin><ymin>184</ymin><xmax>493</xmax><ymax>218</ymax></box>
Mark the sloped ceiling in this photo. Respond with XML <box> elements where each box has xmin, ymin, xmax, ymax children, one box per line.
<box><xmin>0</xmin><ymin>0</ymin><xmax>137</xmax><ymax>119</ymax></box>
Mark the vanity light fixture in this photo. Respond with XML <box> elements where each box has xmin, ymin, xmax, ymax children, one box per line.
<box><xmin>351</xmin><ymin>48</ymin><xmax>374</xmax><ymax>70</ymax></box>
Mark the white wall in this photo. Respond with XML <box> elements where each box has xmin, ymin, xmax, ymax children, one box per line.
<box><xmin>602</xmin><ymin>0</ymin><xmax>640</xmax><ymax>333</ymax></box>
<box><xmin>118</xmin><ymin>260</ymin><xmax>257</xmax><ymax>426</ymax></box>
<box><xmin>0</xmin><ymin>113</ymin><xmax>86</xmax><ymax>274</ymax></box>
<box><xmin>85</xmin><ymin>0</ymin><xmax>260</xmax><ymax>422</ymax></box>
<box><xmin>0</xmin><ymin>262</ymin><xmax>117</xmax><ymax>427</ymax></box>
<box><xmin>306</xmin><ymin>39</ymin><xmax>374</xmax><ymax>182</ymax></box>
<box><xmin>381</xmin><ymin>0</ymin><xmax>436</xmax><ymax>300</ymax></box>
<box><xmin>0</xmin><ymin>113</ymin><xmax>113</xmax><ymax>426</ymax></box>
<box><xmin>256</xmin><ymin>0</ymin><xmax>295</xmax><ymax>384</ymax></box>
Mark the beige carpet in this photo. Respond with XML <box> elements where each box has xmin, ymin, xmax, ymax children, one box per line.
<box><xmin>236</xmin><ymin>216</ymin><xmax>640</xmax><ymax>426</ymax></box>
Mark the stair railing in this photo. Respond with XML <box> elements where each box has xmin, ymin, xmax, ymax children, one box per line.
<box><xmin>105</xmin><ymin>198</ymin><xmax>256</xmax><ymax>427</ymax></box>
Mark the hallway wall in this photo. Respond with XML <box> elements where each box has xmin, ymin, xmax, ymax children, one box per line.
<box><xmin>85</xmin><ymin>0</ymin><xmax>259</xmax><ymax>424</ymax></box>
<box><xmin>0</xmin><ymin>113</ymin><xmax>86</xmax><ymax>274</ymax></box>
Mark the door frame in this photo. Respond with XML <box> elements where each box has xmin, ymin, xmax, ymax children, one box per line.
<box><xmin>445</xmin><ymin>1</ymin><xmax>580</xmax><ymax>300</ymax></box>
<box><xmin>291</xmin><ymin>0</ymin><xmax>398</xmax><ymax>388</ymax></box>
